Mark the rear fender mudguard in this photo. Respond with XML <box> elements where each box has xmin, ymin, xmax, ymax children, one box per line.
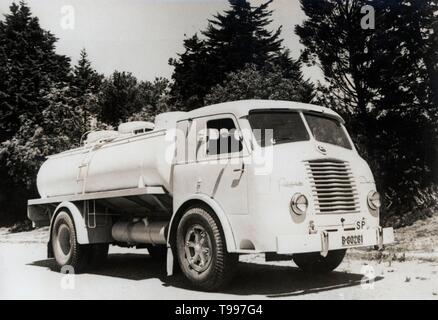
<box><xmin>49</xmin><ymin>201</ymin><xmax>89</xmax><ymax>245</ymax></box>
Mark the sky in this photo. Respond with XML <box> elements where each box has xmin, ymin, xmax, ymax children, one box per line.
<box><xmin>0</xmin><ymin>0</ymin><xmax>323</xmax><ymax>82</ymax></box>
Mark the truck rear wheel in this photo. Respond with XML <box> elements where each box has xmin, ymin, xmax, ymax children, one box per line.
<box><xmin>51</xmin><ymin>211</ymin><xmax>89</xmax><ymax>273</ymax></box>
<box><xmin>176</xmin><ymin>206</ymin><xmax>238</xmax><ymax>291</ymax></box>
<box><xmin>292</xmin><ymin>249</ymin><xmax>346</xmax><ymax>274</ymax></box>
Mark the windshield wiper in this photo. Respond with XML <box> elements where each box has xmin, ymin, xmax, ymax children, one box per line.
<box><xmin>272</xmin><ymin>137</ymin><xmax>298</xmax><ymax>144</ymax></box>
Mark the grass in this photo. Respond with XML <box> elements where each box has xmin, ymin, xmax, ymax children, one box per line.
<box><xmin>348</xmin><ymin>210</ymin><xmax>438</xmax><ymax>263</ymax></box>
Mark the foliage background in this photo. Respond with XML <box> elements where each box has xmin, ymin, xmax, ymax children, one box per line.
<box><xmin>0</xmin><ymin>0</ymin><xmax>437</xmax><ymax>227</ymax></box>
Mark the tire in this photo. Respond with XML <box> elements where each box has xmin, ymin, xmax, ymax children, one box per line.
<box><xmin>51</xmin><ymin>211</ymin><xmax>90</xmax><ymax>273</ymax></box>
<box><xmin>176</xmin><ymin>205</ymin><xmax>238</xmax><ymax>291</ymax></box>
<box><xmin>292</xmin><ymin>249</ymin><xmax>346</xmax><ymax>274</ymax></box>
<box><xmin>146</xmin><ymin>244</ymin><xmax>167</xmax><ymax>260</ymax></box>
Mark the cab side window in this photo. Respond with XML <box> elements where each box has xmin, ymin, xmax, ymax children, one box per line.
<box><xmin>206</xmin><ymin>118</ymin><xmax>242</xmax><ymax>155</ymax></box>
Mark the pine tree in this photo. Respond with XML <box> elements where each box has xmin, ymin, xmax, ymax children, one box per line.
<box><xmin>296</xmin><ymin>0</ymin><xmax>373</xmax><ymax>119</ymax></box>
<box><xmin>402</xmin><ymin>0</ymin><xmax>438</xmax><ymax>109</ymax></box>
<box><xmin>0</xmin><ymin>1</ymin><xmax>71</xmax><ymax>142</ymax></box>
<box><xmin>72</xmin><ymin>49</ymin><xmax>103</xmax><ymax>97</ymax></box>
<box><xmin>169</xmin><ymin>0</ymin><xmax>312</xmax><ymax>110</ymax></box>
<box><xmin>98</xmin><ymin>71</ymin><xmax>144</xmax><ymax>126</ymax></box>
<box><xmin>205</xmin><ymin>63</ymin><xmax>313</xmax><ymax>105</ymax></box>
<box><xmin>203</xmin><ymin>0</ymin><xmax>283</xmax><ymax>75</ymax></box>
<box><xmin>71</xmin><ymin>49</ymin><xmax>104</xmax><ymax>131</ymax></box>
<box><xmin>0</xmin><ymin>2</ymin><xmax>71</xmax><ymax>222</ymax></box>
<box><xmin>296</xmin><ymin>0</ymin><xmax>438</xmax><ymax>214</ymax></box>
<box><xmin>370</xmin><ymin>0</ymin><xmax>438</xmax><ymax>112</ymax></box>
<box><xmin>368</xmin><ymin>0</ymin><xmax>438</xmax><ymax>195</ymax></box>
<box><xmin>168</xmin><ymin>34</ymin><xmax>210</xmax><ymax>110</ymax></box>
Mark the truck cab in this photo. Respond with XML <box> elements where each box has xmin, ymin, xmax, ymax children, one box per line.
<box><xmin>170</xmin><ymin>100</ymin><xmax>393</xmax><ymax>285</ymax></box>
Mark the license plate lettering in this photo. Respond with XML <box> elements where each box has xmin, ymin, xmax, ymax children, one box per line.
<box><xmin>342</xmin><ymin>234</ymin><xmax>363</xmax><ymax>246</ymax></box>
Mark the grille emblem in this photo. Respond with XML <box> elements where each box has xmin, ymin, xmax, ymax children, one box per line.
<box><xmin>317</xmin><ymin>145</ymin><xmax>327</xmax><ymax>154</ymax></box>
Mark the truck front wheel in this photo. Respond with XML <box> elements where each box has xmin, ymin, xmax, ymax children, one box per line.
<box><xmin>176</xmin><ymin>206</ymin><xmax>238</xmax><ymax>291</ymax></box>
<box><xmin>292</xmin><ymin>249</ymin><xmax>346</xmax><ymax>274</ymax></box>
<box><xmin>52</xmin><ymin>211</ymin><xmax>90</xmax><ymax>273</ymax></box>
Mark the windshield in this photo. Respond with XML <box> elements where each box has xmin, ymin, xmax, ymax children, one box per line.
<box><xmin>247</xmin><ymin>111</ymin><xmax>310</xmax><ymax>147</ymax></box>
<box><xmin>247</xmin><ymin>110</ymin><xmax>352</xmax><ymax>150</ymax></box>
<box><xmin>304</xmin><ymin>113</ymin><xmax>352</xmax><ymax>149</ymax></box>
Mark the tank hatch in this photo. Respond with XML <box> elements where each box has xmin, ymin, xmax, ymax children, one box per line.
<box><xmin>118</xmin><ymin>121</ymin><xmax>155</xmax><ymax>135</ymax></box>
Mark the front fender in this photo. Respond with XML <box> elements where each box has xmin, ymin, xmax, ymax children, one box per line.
<box><xmin>166</xmin><ymin>194</ymin><xmax>238</xmax><ymax>276</ymax></box>
<box><xmin>169</xmin><ymin>194</ymin><xmax>237</xmax><ymax>252</ymax></box>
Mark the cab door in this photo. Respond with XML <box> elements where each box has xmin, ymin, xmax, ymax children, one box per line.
<box><xmin>195</xmin><ymin>114</ymin><xmax>248</xmax><ymax>215</ymax></box>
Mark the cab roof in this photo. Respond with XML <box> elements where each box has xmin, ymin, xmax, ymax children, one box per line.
<box><xmin>184</xmin><ymin>99</ymin><xmax>344</xmax><ymax>123</ymax></box>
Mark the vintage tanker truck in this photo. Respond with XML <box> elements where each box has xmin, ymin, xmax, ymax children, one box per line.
<box><xmin>28</xmin><ymin>100</ymin><xmax>394</xmax><ymax>290</ymax></box>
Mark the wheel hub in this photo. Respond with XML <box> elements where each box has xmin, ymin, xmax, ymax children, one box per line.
<box><xmin>58</xmin><ymin>224</ymin><xmax>71</xmax><ymax>256</ymax></box>
<box><xmin>54</xmin><ymin>223</ymin><xmax>72</xmax><ymax>265</ymax></box>
<box><xmin>184</xmin><ymin>224</ymin><xmax>212</xmax><ymax>273</ymax></box>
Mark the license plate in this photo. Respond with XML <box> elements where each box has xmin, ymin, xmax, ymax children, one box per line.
<box><xmin>341</xmin><ymin>234</ymin><xmax>363</xmax><ymax>247</ymax></box>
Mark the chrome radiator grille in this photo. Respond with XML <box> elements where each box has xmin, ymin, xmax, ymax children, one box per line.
<box><xmin>305</xmin><ymin>159</ymin><xmax>359</xmax><ymax>214</ymax></box>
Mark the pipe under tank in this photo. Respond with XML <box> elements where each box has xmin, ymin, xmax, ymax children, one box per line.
<box><xmin>111</xmin><ymin>219</ymin><xmax>168</xmax><ymax>245</ymax></box>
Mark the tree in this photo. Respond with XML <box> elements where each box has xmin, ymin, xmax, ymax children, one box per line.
<box><xmin>0</xmin><ymin>1</ymin><xmax>71</xmax><ymax>142</ymax></box>
<box><xmin>169</xmin><ymin>34</ymin><xmax>211</xmax><ymax>111</ymax></box>
<box><xmin>296</xmin><ymin>0</ymin><xmax>373</xmax><ymax>120</ymax></box>
<box><xmin>127</xmin><ymin>77</ymin><xmax>172</xmax><ymax>122</ymax></box>
<box><xmin>361</xmin><ymin>0</ymin><xmax>438</xmax><ymax>116</ymax></box>
<box><xmin>71</xmin><ymin>49</ymin><xmax>104</xmax><ymax>131</ymax></box>
<box><xmin>296</xmin><ymin>0</ymin><xmax>438</xmax><ymax>215</ymax></box>
<box><xmin>98</xmin><ymin>71</ymin><xmax>143</xmax><ymax>126</ymax></box>
<box><xmin>71</xmin><ymin>49</ymin><xmax>103</xmax><ymax>97</ymax></box>
<box><xmin>1</xmin><ymin>85</ymin><xmax>85</xmax><ymax>188</ymax></box>
<box><xmin>205</xmin><ymin>64</ymin><xmax>313</xmax><ymax>105</ymax></box>
<box><xmin>366</xmin><ymin>1</ymin><xmax>438</xmax><ymax>200</ymax></box>
<box><xmin>0</xmin><ymin>2</ymin><xmax>71</xmax><ymax>223</ymax></box>
<box><xmin>98</xmin><ymin>72</ymin><xmax>171</xmax><ymax>126</ymax></box>
<box><xmin>138</xmin><ymin>77</ymin><xmax>171</xmax><ymax>117</ymax></box>
<box><xmin>296</xmin><ymin>0</ymin><xmax>438</xmax><ymax>128</ymax></box>
<box><xmin>169</xmin><ymin>0</ymin><xmax>312</xmax><ymax>110</ymax></box>
<box><xmin>202</xmin><ymin>0</ymin><xmax>283</xmax><ymax>76</ymax></box>
<box><xmin>398</xmin><ymin>0</ymin><xmax>438</xmax><ymax>108</ymax></box>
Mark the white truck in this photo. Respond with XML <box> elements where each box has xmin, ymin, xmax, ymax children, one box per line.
<box><xmin>28</xmin><ymin>99</ymin><xmax>394</xmax><ymax>290</ymax></box>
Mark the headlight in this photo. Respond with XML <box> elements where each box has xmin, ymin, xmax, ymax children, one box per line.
<box><xmin>367</xmin><ymin>191</ymin><xmax>381</xmax><ymax>210</ymax></box>
<box><xmin>291</xmin><ymin>193</ymin><xmax>308</xmax><ymax>215</ymax></box>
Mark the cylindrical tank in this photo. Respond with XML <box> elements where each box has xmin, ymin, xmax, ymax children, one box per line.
<box><xmin>111</xmin><ymin>219</ymin><xmax>168</xmax><ymax>245</ymax></box>
<box><xmin>36</xmin><ymin>112</ymin><xmax>185</xmax><ymax>198</ymax></box>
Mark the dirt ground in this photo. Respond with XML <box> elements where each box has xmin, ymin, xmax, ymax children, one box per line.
<box><xmin>0</xmin><ymin>217</ymin><xmax>437</xmax><ymax>300</ymax></box>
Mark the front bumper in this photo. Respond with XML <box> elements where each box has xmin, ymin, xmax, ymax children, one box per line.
<box><xmin>276</xmin><ymin>227</ymin><xmax>394</xmax><ymax>255</ymax></box>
